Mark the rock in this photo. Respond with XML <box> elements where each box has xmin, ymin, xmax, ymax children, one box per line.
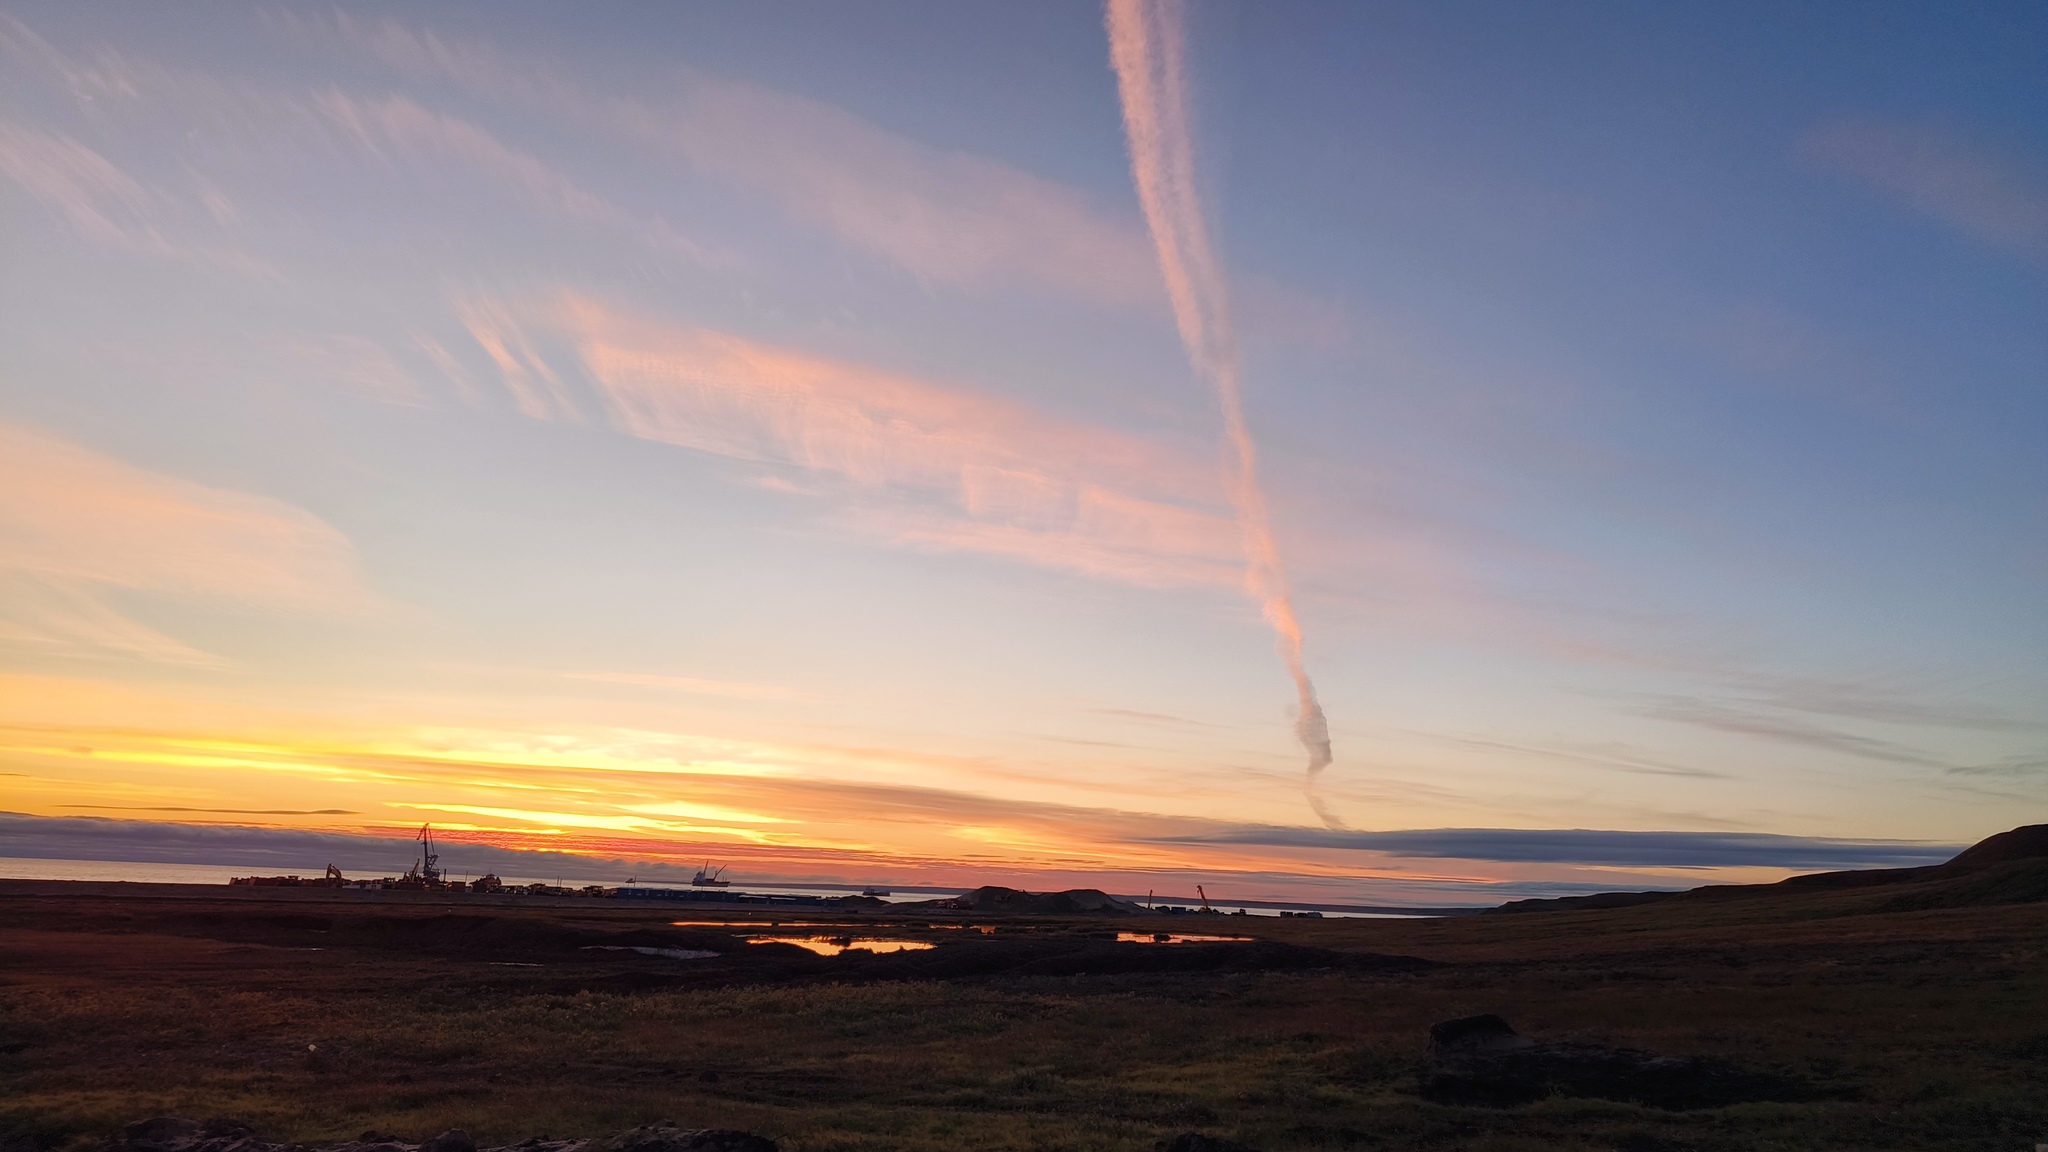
<box><xmin>580</xmin><ymin>1126</ymin><xmax>778</xmax><ymax>1152</ymax></box>
<box><xmin>117</xmin><ymin>1120</ymin><xmax>207</xmax><ymax>1152</ymax></box>
<box><xmin>1428</xmin><ymin>1014</ymin><xmax>1536</xmax><ymax>1059</ymax></box>
<box><xmin>1157</xmin><ymin>1136</ymin><xmax>1261</xmax><ymax>1152</ymax></box>
<box><xmin>112</xmin><ymin>1119</ymin><xmax>265</xmax><ymax>1152</ymax></box>
<box><xmin>1420</xmin><ymin>1016</ymin><xmax>1832</xmax><ymax>1110</ymax></box>
<box><xmin>103</xmin><ymin>1121</ymin><xmax>777</xmax><ymax>1152</ymax></box>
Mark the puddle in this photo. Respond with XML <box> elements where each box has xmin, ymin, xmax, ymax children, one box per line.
<box><xmin>489</xmin><ymin>961</ymin><xmax>542</xmax><ymax>967</ymax></box>
<box><xmin>749</xmin><ymin>936</ymin><xmax>937</xmax><ymax>956</ymax></box>
<box><xmin>1117</xmin><ymin>932</ymin><xmax>1255</xmax><ymax>944</ymax></box>
<box><xmin>669</xmin><ymin>920</ymin><xmax>876</xmax><ymax>929</ymax></box>
<box><xmin>582</xmin><ymin>945</ymin><xmax>721</xmax><ymax>961</ymax></box>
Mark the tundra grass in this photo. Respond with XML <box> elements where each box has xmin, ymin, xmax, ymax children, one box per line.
<box><xmin>2</xmin><ymin>895</ymin><xmax>2045</xmax><ymax>1152</ymax></box>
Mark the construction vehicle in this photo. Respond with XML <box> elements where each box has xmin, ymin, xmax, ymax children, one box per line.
<box><xmin>382</xmin><ymin>825</ymin><xmax>461</xmax><ymax>890</ymax></box>
<box><xmin>229</xmin><ymin>863</ymin><xmax>348</xmax><ymax>888</ymax></box>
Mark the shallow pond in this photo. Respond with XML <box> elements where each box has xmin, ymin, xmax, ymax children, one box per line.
<box><xmin>749</xmin><ymin>935</ymin><xmax>937</xmax><ymax>956</ymax></box>
<box><xmin>1117</xmin><ymin>932</ymin><xmax>1254</xmax><ymax>944</ymax></box>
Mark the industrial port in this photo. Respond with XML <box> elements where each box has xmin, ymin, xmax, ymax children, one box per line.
<box><xmin>228</xmin><ymin>825</ymin><xmax>861</xmax><ymax>908</ymax></box>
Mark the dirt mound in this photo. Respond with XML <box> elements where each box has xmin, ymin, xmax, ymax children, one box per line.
<box><xmin>1418</xmin><ymin>1015</ymin><xmax>1837</xmax><ymax>1110</ymax></box>
<box><xmin>581</xmin><ymin>1125</ymin><xmax>777</xmax><ymax>1152</ymax></box>
<box><xmin>1156</xmin><ymin>1135</ymin><xmax>1261</xmax><ymax>1152</ymax></box>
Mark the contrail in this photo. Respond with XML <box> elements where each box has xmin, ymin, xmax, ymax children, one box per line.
<box><xmin>1106</xmin><ymin>0</ymin><xmax>1340</xmax><ymax>829</ymax></box>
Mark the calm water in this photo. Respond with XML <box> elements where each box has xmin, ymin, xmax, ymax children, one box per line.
<box><xmin>0</xmin><ymin>857</ymin><xmax>255</xmax><ymax>884</ymax></box>
<box><xmin>750</xmin><ymin>936</ymin><xmax>938</xmax><ymax>956</ymax></box>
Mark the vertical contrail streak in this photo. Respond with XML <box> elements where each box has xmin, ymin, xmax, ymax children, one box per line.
<box><xmin>1106</xmin><ymin>0</ymin><xmax>1340</xmax><ymax>828</ymax></box>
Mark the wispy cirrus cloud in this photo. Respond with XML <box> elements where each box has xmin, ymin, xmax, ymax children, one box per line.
<box><xmin>453</xmin><ymin>296</ymin><xmax>583</xmax><ymax>421</ymax></box>
<box><xmin>65</xmin><ymin>805</ymin><xmax>359</xmax><ymax>815</ymax></box>
<box><xmin>321</xmin><ymin>11</ymin><xmax>1350</xmax><ymax>346</ymax></box>
<box><xmin>436</xmin><ymin>290</ymin><xmax>1488</xmax><ymax>604</ymax></box>
<box><xmin>1947</xmin><ymin>754</ymin><xmax>2048</xmax><ymax>780</ymax></box>
<box><xmin>0</xmin><ymin>422</ymin><xmax>379</xmax><ymax>665</ymax></box>
<box><xmin>562</xmin><ymin>670</ymin><xmax>815</xmax><ymax>701</ymax></box>
<box><xmin>1628</xmin><ymin>694</ymin><xmax>1945</xmax><ymax>768</ymax></box>
<box><xmin>1148</xmin><ymin>824</ymin><xmax>1960</xmax><ymax>870</ymax></box>
<box><xmin>0</xmin><ymin>422</ymin><xmax>369</xmax><ymax>608</ymax></box>
<box><xmin>306</xmin><ymin>89</ymin><xmax>714</xmax><ymax>265</ymax></box>
<box><xmin>0</xmin><ymin>576</ymin><xmax>226</xmax><ymax>668</ymax></box>
<box><xmin>1427</xmin><ymin>732</ymin><xmax>1732</xmax><ymax>781</ymax></box>
<box><xmin>267</xmin><ymin>335</ymin><xmax>430</xmax><ymax>409</ymax></box>
<box><xmin>523</xmin><ymin>292</ymin><xmax>1247</xmax><ymax>589</ymax></box>
<box><xmin>0</xmin><ymin>120</ymin><xmax>269</xmax><ymax>274</ymax></box>
<box><xmin>0</xmin><ymin>120</ymin><xmax>153</xmax><ymax>245</ymax></box>
<box><xmin>0</xmin><ymin>17</ymin><xmax>718</xmax><ymax>284</ymax></box>
<box><xmin>1716</xmin><ymin>670</ymin><xmax>2044</xmax><ymax>732</ymax></box>
<box><xmin>329</xmin><ymin>15</ymin><xmax>1162</xmax><ymax>307</ymax></box>
<box><xmin>1806</xmin><ymin>116</ymin><xmax>2048</xmax><ymax>258</ymax></box>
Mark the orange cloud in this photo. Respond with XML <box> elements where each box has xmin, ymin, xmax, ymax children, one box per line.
<box><xmin>515</xmin><ymin>293</ymin><xmax>1246</xmax><ymax>589</ymax></box>
<box><xmin>0</xmin><ymin>422</ymin><xmax>378</xmax><ymax>664</ymax></box>
<box><xmin>641</xmin><ymin>72</ymin><xmax>1161</xmax><ymax>304</ymax></box>
<box><xmin>0</xmin><ymin>421</ymin><xmax>369</xmax><ymax>608</ymax></box>
<box><xmin>562</xmin><ymin>671</ymin><xmax>816</xmax><ymax>701</ymax></box>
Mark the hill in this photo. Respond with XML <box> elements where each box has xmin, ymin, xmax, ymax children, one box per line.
<box><xmin>1489</xmin><ymin>823</ymin><xmax>2048</xmax><ymax>915</ymax></box>
<box><xmin>918</xmin><ymin>885</ymin><xmax>1149</xmax><ymax>915</ymax></box>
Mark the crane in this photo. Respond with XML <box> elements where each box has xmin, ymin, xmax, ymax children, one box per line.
<box><xmin>410</xmin><ymin>824</ymin><xmax>442</xmax><ymax>885</ymax></box>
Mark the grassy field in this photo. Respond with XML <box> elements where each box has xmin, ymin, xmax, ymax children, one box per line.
<box><xmin>2</xmin><ymin>882</ymin><xmax>2046</xmax><ymax>1152</ymax></box>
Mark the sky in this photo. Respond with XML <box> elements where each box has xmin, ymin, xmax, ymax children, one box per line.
<box><xmin>0</xmin><ymin>1</ymin><xmax>2042</xmax><ymax>906</ymax></box>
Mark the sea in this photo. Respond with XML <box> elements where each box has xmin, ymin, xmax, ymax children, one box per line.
<box><xmin>0</xmin><ymin>857</ymin><xmax>957</xmax><ymax>902</ymax></box>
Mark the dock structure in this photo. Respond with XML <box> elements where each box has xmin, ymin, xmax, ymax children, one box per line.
<box><xmin>614</xmin><ymin>886</ymin><xmax>839</xmax><ymax>907</ymax></box>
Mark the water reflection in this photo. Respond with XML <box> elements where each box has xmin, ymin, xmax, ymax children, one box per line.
<box><xmin>1117</xmin><ymin>932</ymin><xmax>1253</xmax><ymax>944</ymax></box>
<box><xmin>584</xmin><ymin>944</ymin><xmax>720</xmax><ymax>960</ymax></box>
<box><xmin>751</xmin><ymin>936</ymin><xmax>937</xmax><ymax>956</ymax></box>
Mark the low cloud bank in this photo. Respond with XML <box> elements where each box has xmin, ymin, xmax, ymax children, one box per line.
<box><xmin>0</xmin><ymin>812</ymin><xmax>682</xmax><ymax>883</ymax></box>
<box><xmin>1</xmin><ymin>812</ymin><xmax>1965</xmax><ymax>887</ymax></box>
<box><xmin>1149</xmin><ymin>826</ymin><xmax>1961</xmax><ymax>869</ymax></box>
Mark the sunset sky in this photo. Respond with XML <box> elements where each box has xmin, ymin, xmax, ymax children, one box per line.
<box><xmin>2</xmin><ymin>1</ymin><xmax>2042</xmax><ymax>906</ymax></box>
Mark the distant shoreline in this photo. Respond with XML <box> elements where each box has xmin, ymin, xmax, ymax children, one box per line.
<box><xmin>0</xmin><ymin>875</ymin><xmax>1489</xmax><ymax>917</ymax></box>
